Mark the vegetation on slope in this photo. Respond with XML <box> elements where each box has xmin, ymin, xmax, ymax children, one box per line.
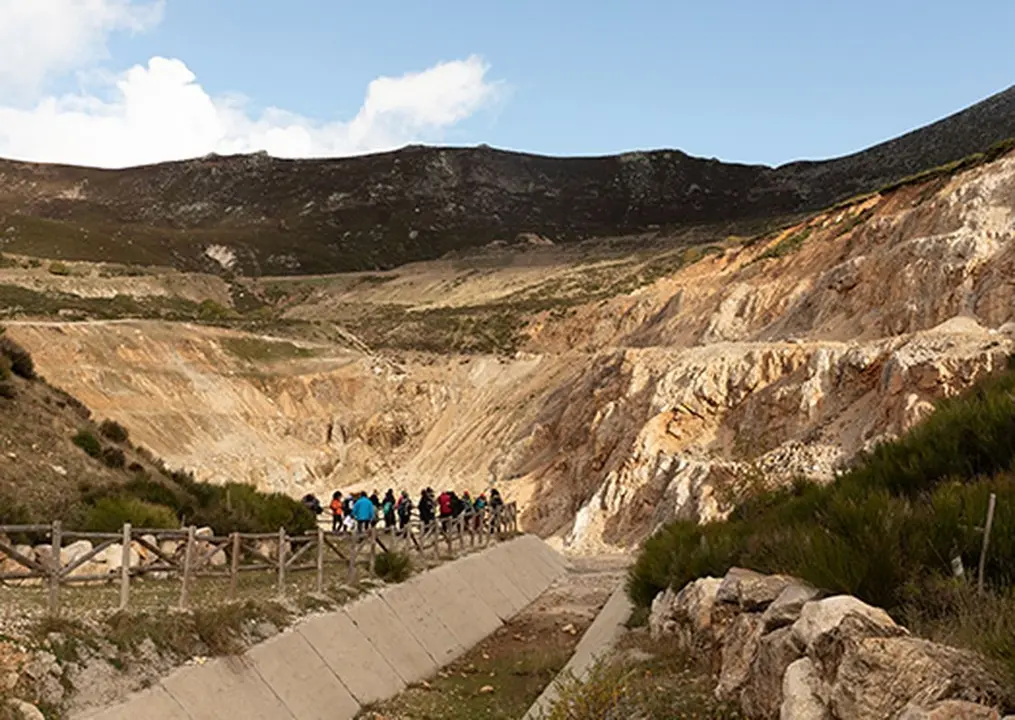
<box><xmin>629</xmin><ymin>361</ymin><xmax>1015</xmax><ymax>681</ymax></box>
<box><xmin>0</xmin><ymin>327</ymin><xmax>314</xmax><ymax>535</ymax></box>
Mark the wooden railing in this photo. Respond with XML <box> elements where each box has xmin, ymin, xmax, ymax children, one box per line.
<box><xmin>0</xmin><ymin>502</ymin><xmax>519</xmax><ymax>614</ymax></box>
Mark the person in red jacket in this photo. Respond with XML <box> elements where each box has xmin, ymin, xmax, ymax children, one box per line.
<box><xmin>437</xmin><ymin>490</ymin><xmax>453</xmax><ymax>532</ymax></box>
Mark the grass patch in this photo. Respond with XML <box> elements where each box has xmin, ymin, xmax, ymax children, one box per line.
<box><xmin>543</xmin><ymin>633</ymin><xmax>741</xmax><ymax>719</ymax></box>
<box><xmin>82</xmin><ymin>496</ymin><xmax>179</xmax><ymax>532</ymax></box>
<box><xmin>755</xmin><ymin>227</ymin><xmax>812</xmax><ymax>261</ymax></box>
<box><xmin>373</xmin><ymin>550</ymin><xmax>412</xmax><ymax>583</ymax></box>
<box><xmin>219</xmin><ymin>337</ymin><xmax>317</xmax><ymax>363</ymax></box>
<box><xmin>47</xmin><ymin>262</ymin><xmax>70</xmax><ymax>277</ymax></box>
<box><xmin>628</xmin><ymin>363</ymin><xmax>1015</xmax><ymax>683</ymax></box>
<box><xmin>71</xmin><ymin>430</ymin><xmax>102</xmax><ymax>459</ymax></box>
<box><xmin>877</xmin><ymin>138</ymin><xmax>1015</xmax><ymax>196</ymax></box>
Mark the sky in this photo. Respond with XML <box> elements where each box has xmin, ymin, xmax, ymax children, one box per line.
<box><xmin>0</xmin><ymin>0</ymin><xmax>1013</xmax><ymax>169</ymax></box>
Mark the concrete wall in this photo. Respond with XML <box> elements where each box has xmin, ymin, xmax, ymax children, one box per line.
<box><xmin>74</xmin><ymin>535</ymin><xmax>566</xmax><ymax>720</ymax></box>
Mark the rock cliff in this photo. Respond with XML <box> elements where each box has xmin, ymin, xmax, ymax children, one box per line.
<box><xmin>5</xmin><ymin>148</ymin><xmax>1015</xmax><ymax>552</ymax></box>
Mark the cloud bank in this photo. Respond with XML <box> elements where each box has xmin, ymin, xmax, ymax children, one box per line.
<box><xmin>0</xmin><ymin>0</ymin><xmax>502</xmax><ymax>168</ymax></box>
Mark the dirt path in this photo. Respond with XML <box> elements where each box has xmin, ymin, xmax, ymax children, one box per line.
<box><xmin>358</xmin><ymin>555</ymin><xmax>630</xmax><ymax>720</ymax></box>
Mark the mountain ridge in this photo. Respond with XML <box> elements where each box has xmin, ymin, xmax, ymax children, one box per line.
<box><xmin>0</xmin><ymin>85</ymin><xmax>1012</xmax><ymax>276</ymax></box>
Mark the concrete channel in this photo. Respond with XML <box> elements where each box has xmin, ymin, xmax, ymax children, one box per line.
<box><xmin>74</xmin><ymin>534</ymin><xmax>567</xmax><ymax>720</ymax></box>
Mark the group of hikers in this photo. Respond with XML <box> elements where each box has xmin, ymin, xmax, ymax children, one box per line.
<box><xmin>302</xmin><ymin>487</ymin><xmax>505</xmax><ymax>534</ymax></box>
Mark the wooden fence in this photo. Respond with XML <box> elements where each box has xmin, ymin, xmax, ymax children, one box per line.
<box><xmin>0</xmin><ymin>502</ymin><xmax>519</xmax><ymax>614</ymax></box>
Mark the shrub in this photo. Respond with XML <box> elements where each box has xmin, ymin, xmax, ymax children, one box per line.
<box><xmin>630</xmin><ymin>367</ymin><xmax>1015</xmax><ymax>612</ymax></box>
<box><xmin>48</xmin><ymin>262</ymin><xmax>71</xmax><ymax>276</ymax></box>
<box><xmin>72</xmin><ymin>430</ymin><xmax>103</xmax><ymax>458</ymax></box>
<box><xmin>0</xmin><ymin>354</ymin><xmax>10</xmax><ymax>381</ymax></box>
<box><xmin>102</xmin><ymin>446</ymin><xmax>126</xmax><ymax>469</ymax></box>
<box><xmin>83</xmin><ymin>496</ymin><xmax>179</xmax><ymax>532</ymax></box>
<box><xmin>373</xmin><ymin>551</ymin><xmax>412</xmax><ymax>583</ymax></box>
<box><xmin>0</xmin><ymin>381</ymin><xmax>15</xmax><ymax>399</ymax></box>
<box><xmin>0</xmin><ymin>333</ymin><xmax>36</xmax><ymax>379</ymax></box>
<box><xmin>99</xmin><ymin>419</ymin><xmax>130</xmax><ymax>443</ymax></box>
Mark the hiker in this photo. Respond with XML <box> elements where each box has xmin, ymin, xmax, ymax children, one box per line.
<box><xmin>329</xmin><ymin>491</ymin><xmax>344</xmax><ymax>532</ymax></box>
<box><xmin>353</xmin><ymin>492</ymin><xmax>376</xmax><ymax>533</ymax></box>
<box><xmin>450</xmin><ymin>491</ymin><xmax>464</xmax><ymax>519</ymax></box>
<box><xmin>382</xmin><ymin>489</ymin><xmax>397</xmax><ymax>529</ymax></box>
<box><xmin>419</xmin><ymin>488</ymin><xmax>435</xmax><ymax>528</ymax></box>
<box><xmin>397</xmin><ymin>491</ymin><xmax>413</xmax><ymax>530</ymax></box>
<box><xmin>302</xmin><ymin>493</ymin><xmax>323</xmax><ymax>516</ymax></box>
<box><xmin>438</xmin><ymin>489</ymin><xmax>453</xmax><ymax>531</ymax></box>
<box><xmin>369</xmin><ymin>490</ymin><xmax>381</xmax><ymax>526</ymax></box>
<box><xmin>474</xmin><ymin>493</ymin><xmax>488</xmax><ymax>531</ymax></box>
<box><xmin>342</xmin><ymin>493</ymin><xmax>355</xmax><ymax>529</ymax></box>
<box><xmin>490</xmin><ymin>488</ymin><xmax>504</xmax><ymax>509</ymax></box>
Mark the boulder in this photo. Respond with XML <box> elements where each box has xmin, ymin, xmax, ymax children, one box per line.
<box><xmin>208</xmin><ymin>549</ymin><xmax>228</xmax><ymax>567</ymax></box>
<box><xmin>740</xmin><ymin>626</ymin><xmax>804</xmax><ymax>719</ymax></box>
<box><xmin>781</xmin><ymin>658</ymin><xmax>831</xmax><ymax>720</ymax></box>
<box><xmin>0</xmin><ymin>545</ymin><xmax>35</xmax><ymax>575</ymax></box>
<box><xmin>195</xmin><ymin>527</ymin><xmax>214</xmax><ymax>538</ymax></box>
<box><xmin>60</xmin><ymin>539</ymin><xmax>94</xmax><ymax>567</ymax></box>
<box><xmin>33</xmin><ymin>545</ymin><xmax>54</xmax><ymax>569</ymax></box>
<box><xmin>791</xmin><ymin>595</ymin><xmax>899</xmax><ymax>653</ymax></box>
<box><xmin>717</xmin><ymin>568</ymin><xmax>796</xmax><ymax>611</ymax></box>
<box><xmin>830</xmin><ymin>634</ymin><xmax>1011</xmax><ymax>720</ymax></box>
<box><xmin>715</xmin><ymin>612</ymin><xmax>765</xmax><ymax>702</ymax></box>
<box><xmin>159</xmin><ymin>539</ymin><xmax>180</xmax><ymax>559</ymax></box>
<box><xmin>649</xmin><ymin>577</ymin><xmax>721</xmax><ymax>643</ymax></box>
<box><xmin>102</xmin><ymin>543</ymin><xmax>141</xmax><ymax>572</ymax></box>
<box><xmin>899</xmin><ymin>700</ymin><xmax>1001</xmax><ymax>720</ymax></box>
<box><xmin>5</xmin><ymin>700</ymin><xmax>45</xmax><ymax>720</ymax></box>
<box><xmin>133</xmin><ymin>534</ymin><xmax>159</xmax><ymax>564</ymax></box>
<box><xmin>762</xmin><ymin>583</ymin><xmax>822</xmax><ymax>632</ymax></box>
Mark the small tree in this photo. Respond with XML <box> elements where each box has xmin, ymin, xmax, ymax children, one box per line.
<box><xmin>0</xmin><ymin>330</ymin><xmax>35</xmax><ymax>380</ymax></box>
<box><xmin>99</xmin><ymin>419</ymin><xmax>130</xmax><ymax>443</ymax></box>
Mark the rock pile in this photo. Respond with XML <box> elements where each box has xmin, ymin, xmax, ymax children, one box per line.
<box><xmin>649</xmin><ymin>568</ymin><xmax>1012</xmax><ymax>719</ymax></box>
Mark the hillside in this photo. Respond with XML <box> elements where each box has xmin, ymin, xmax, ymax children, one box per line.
<box><xmin>2</xmin><ymin>141</ymin><xmax>1014</xmax><ymax>556</ymax></box>
<box><xmin>0</xmin><ymin>86</ymin><xmax>1012</xmax><ymax>276</ymax></box>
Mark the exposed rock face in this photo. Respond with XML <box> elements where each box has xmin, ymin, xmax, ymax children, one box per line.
<box><xmin>7</xmin><ymin>140</ymin><xmax>1015</xmax><ymax>553</ymax></box>
<box><xmin>648</xmin><ymin>568</ymin><xmax>1011</xmax><ymax>720</ymax></box>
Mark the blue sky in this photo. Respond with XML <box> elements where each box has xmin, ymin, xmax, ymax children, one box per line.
<box><xmin>1</xmin><ymin>0</ymin><xmax>1013</xmax><ymax>167</ymax></box>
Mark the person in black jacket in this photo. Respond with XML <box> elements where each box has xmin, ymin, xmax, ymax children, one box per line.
<box><xmin>396</xmin><ymin>491</ymin><xmax>413</xmax><ymax>530</ymax></box>
<box><xmin>418</xmin><ymin>488</ymin><xmax>435</xmax><ymax>528</ymax></box>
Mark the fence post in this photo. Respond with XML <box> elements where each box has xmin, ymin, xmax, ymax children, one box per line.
<box><xmin>179</xmin><ymin>525</ymin><xmax>195</xmax><ymax>609</ymax></box>
<box><xmin>977</xmin><ymin>493</ymin><xmax>997</xmax><ymax>595</ymax></box>
<box><xmin>369</xmin><ymin>525</ymin><xmax>377</xmax><ymax>575</ymax></box>
<box><xmin>277</xmin><ymin>527</ymin><xmax>287</xmax><ymax>596</ymax></box>
<box><xmin>316</xmin><ymin>527</ymin><xmax>325</xmax><ymax>594</ymax></box>
<box><xmin>118</xmin><ymin>523</ymin><xmax>132</xmax><ymax>611</ymax></box>
<box><xmin>229</xmin><ymin>532</ymin><xmax>240</xmax><ymax>599</ymax></box>
<box><xmin>348</xmin><ymin>532</ymin><xmax>358</xmax><ymax>585</ymax></box>
<box><xmin>47</xmin><ymin>520</ymin><xmax>62</xmax><ymax>615</ymax></box>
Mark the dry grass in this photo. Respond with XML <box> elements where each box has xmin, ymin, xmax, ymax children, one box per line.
<box><xmin>540</xmin><ymin>631</ymin><xmax>741</xmax><ymax>720</ymax></box>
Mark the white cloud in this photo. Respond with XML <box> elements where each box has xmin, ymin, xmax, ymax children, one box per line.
<box><xmin>0</xmin><ymin>0</ymin><xmax>164</xmax><ymax>93</ymax></box>
<box><xmin>0</xmin><ymin>0</ymin><xmax>502</xmax><ymax>167</ymax></box>
<box><xmin>0</xmin><ymin>54</ymin><xmax>503</xmax><ymax>168</ymax></box>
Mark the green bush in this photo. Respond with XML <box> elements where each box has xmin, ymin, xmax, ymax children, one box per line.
<box><xmin>83</xmin><ymin>496</ymin><xmax>179</xmax><ymax>532</ymax></box>
<box><xmin>0</xmin><ymin>333</ymin><xmax>36</xmax><ymax>379</ymax></box>
<box><xmin>0</xmin><ymin>354</ymin><xmax>10</xmax><ymax>381</ymax></box>
<box><xmin>373</xmin><ymin>551</ymin><xmax>412</xmax><ymax>583</ymax></box>
<box><xmin>102</xmin><ymin>446</ymin><xmax>126</xmax><ymax>469</ymax></box>
<box><xmin>72</xmin><ymin>430</ymin><xmax>102</xmax><ymax>458</ymax></box>
<box><xmin>99</xmin><ymin>419</ymin><xmax>130</xmax><ymax>443</ymax></box>
<box><xmin>48</xmin><ymin>261</ymin><xmax>71</xmax><ymax>276</ymax></box>
<box><xmin>0</xmin><ymin>381</ymin><xmax>15</xmax><ymax>399</ymax></box>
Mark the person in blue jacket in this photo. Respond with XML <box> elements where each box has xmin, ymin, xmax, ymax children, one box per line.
<box><xmin>352</xmin><ymin>492</ymin><xmax>376</xmax><ymax>533</ymax></box>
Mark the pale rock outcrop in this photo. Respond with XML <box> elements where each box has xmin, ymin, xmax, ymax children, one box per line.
<box><xmin>716</xmin><ymin>567</ymin><xmax>794</xmax><ymax>611</ymax></box>
<box><xmin>5</xmin><ymin>699</ymin><xmax>45</xmax><ymax>720</ymax></box>
<box><xmin>781</xmin><ymin>658</ymin><xmax>831</xmax><ymax>720</ymax></box>
<box><xmin>761</xmin><ymin>583</ymin><xmax>822</xmax><ymax>631</ymax></box>
<box><xmin>741</xmin><ymin>626</ymin><xmax>804</xmax><ymax>719</ymax></box>
<box><xmin>650</xmin><ymin>567</ymin><xmax>1011</xmax><ymax>720</ymax></box>
<box><xmin>898</xmin><ymin>700</ymin><xmax>1001</xmax><ymax>720</ymax></box>
<box><xmin>649</xmin><ymin>577</ymin><xmax>721</xmax><ymax>642</ymax></box>
<box><xmin>829</xmin><ymin>634</ymin><xmax>1009</xmax><ymax>719</ymax></box>
<box><xmin>791</xmin><ymin>596</ymin><xmax>899</xmax><ymax>653</ymax></box>
<box><xmin>715</xmin><ymin>613</ymin><xmax>766</xmax><ymax>701</ymax></box>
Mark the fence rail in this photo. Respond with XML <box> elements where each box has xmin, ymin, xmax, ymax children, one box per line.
<box><xmin>0</xmin><ymin>503</ymin><xmax>519</xmax><ymax>614</ymax></box>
